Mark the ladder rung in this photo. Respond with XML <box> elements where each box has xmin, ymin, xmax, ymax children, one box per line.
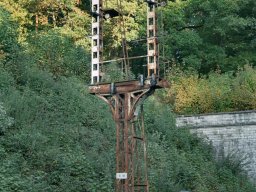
<box><xmin>134</xmin><ymin>184</ymin><xmax>147</xmax><ymax>187</ymax></box>
<box><xmin>133</xmin><ymin>136</ymin><xmax>144</xmax><ymax>140</ymax></box>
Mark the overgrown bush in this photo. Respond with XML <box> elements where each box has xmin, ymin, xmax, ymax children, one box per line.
<box><xmin>0</xmin><ymin>69</ymin><xmax>115</xmax><ymax>191</ymax></box>
<box><xmin>26</xmin><ymin>31</ymin><xmax>90</xmax><ymax>82</ymax></box>
<box><xmin>0</xmin><ymin>102</ymin><xmax>14</xmax><ymax>135</ymax></box>
<box><xmin>144</xmin><ymin>99</ymin><xmax>255</xmax><ymax>192</ymax></box>
<box><xmin>0</xmin><ymin>7</ymin><xmax>19</xmax><ymax>66</ymax></box>
<box><xmin>232</xmin><ymin>65</ymin><xmax>256</xmax><ymax>110</ymax></box>
<box><xmin>162</xmin><ymin>65</ymin><xmax>256</xmax><ymax>114</ymax></box>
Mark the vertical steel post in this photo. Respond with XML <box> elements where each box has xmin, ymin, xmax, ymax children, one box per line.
<box><xmin>147</xmin><ymin>0</ymin><xmax>159</xmax><ymax>78</ymax></box>
<box><xmin>91</xmin><ymin>0</ymin><xmax>103</xmax><ymax>84</ymax></box>
<box><xmin>89</xmin><ymin>82</ymin><xmax>169</xmax><ymax>192</ymax></box>
<box><xmin>113</xmin><ymin>92</ymin><xmax>150</xmax><ymax>192</ymax></box>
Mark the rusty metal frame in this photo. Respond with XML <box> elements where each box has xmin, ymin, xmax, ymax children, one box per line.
<box><xmin>89</xmin><ymin>1</ymin><xmax>168</xmax><ymax>191</ymax></box>
<box><xmin>89</xmin><ymin>79</ymin><xmax>168</xmax><ymax>192</ymax></box>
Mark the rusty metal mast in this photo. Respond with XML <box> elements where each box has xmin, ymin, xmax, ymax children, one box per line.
<box><xmin>89</xmin><ymin>0</ymin><xmax>168</xmax><ymax>191</ymax></box>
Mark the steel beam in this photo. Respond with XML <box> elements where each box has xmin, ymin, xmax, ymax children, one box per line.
<box><xmin>146</xmin><ymin>0</ymin><xmax>159</xmax><ymax>78</ymax></box>
<box><xmin>91</xmin><ymin>0</ymin><xmax>103</xmax><ymax>84</ymax></box>
<box><xmin>89</xmin><ymin>79</ymin><xmax>169</xmax><ymax>95</ymax></box>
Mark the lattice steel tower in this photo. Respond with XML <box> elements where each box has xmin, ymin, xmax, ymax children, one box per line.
<box><xmin>89</xmin><ymin>1</ymin><xmax>168</xmax><ymax>191</ymax></box>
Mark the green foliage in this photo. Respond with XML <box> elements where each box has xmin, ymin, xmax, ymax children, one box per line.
<box><xmin>0</xmin><ymin>7</ymin><xmax>19</xmax><ymax>65</ymax></box>
<box><xmin>0</xmin><ymin>1</ymin><xmax>256</xmax><ymax>192</ymax></box>
<box><xmin>162</xmin><ymin>0</ymin><xmax>256</xmax><ymax>73</ymax></box>
<box><xmin>101</xmin><ymin>62</ymin><xmax>126</xmax><ymax>82</ymax></box>
<box><xmin>26</xmin><ymin>31</ymin><xmax>90</xmax><ymax>81</ymax></box>
<box><xmin>162</xmin><ymin>65</ymin><xmax>256</xmax><ymax>114</ymax></box>
<box><xmin>0</xmin><ymin>64</ymin><xmax>115</xmax><ymax>191</ymax></box>
<box><xmin>0</xmin><ymin>0</ymin><xmax>30</xmax><ymax>42</ymax></box>
<box><xmin>232</xmin><ymin>65</ymin><xmax>256</xmax><ymax>110</ymax></box>
<box><xmin>101</xmin><ymin>62</ymin><xmax>136</xmax><ymax>82</ymax></box>
<box><xmin>0</xmin><ymin>103</ymin><xmax>14</xmax><ymax>135</ymax></box>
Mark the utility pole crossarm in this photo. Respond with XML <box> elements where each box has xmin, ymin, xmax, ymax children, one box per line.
<box><xmin>89</xmin><ymin>78</ymin><xmax>169</xmax><ymax>95</ymax></box>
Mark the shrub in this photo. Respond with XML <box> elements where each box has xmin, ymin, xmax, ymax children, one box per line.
<box><xmin>0</xmin><ymin>102</ymin><xmax>14</xmax><ymax>134</ymax></box>
<box><xmin>162</xmin><ymin>65</ymin><xmax>256</xmax><ymax>114</ymax></box>
<box><xmin>232</xmin><ymin>65</ymin><xmax>256</xmax><ymax>110</ymax></box>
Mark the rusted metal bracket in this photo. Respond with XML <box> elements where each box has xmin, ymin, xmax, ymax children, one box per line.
<box><xmin>89</xmin><ymin>78</ymin><xmax>169</xmax><ymax>95</ymax></box>
<box><xmin>89</xmin><ymin>78</ymin><xmax>169</xmax><ymax>192</ymax></box>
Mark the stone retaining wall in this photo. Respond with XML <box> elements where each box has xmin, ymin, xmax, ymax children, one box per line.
<box><xmin>176</xmin><ymin>111</ymin><xmax>256</xmax><ymax>182</ymax></box>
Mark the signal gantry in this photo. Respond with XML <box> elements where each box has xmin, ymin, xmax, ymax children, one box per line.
<box><xmin>89</xmin><ymin>1</ymin><xmax>168</xmax><ymax>191</ymax></box>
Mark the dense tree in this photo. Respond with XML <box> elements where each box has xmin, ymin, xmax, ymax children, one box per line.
<box><xmin>0</xmin><ymin>0</ymin><xmax>91</xmax><ymax>48</ymax></box>
<box><xmin>162</xmin><ymin>0</ymin><xmax>256</xmax><ymax>73</ymax></box>
<box><xmin>0</xmin><ymin>7</ymin><xmax>20</xmax><ymax>64</ymax></box>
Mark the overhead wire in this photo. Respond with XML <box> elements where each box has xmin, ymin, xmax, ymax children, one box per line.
<box><xmin>116</xmin><ymin>0</ymin><xmax>130</xmax><ymax>79</ymax></box>
<box><xmin>158</xmin><ymin>2</ymin><xmax>170</xmax><ymax>78</ymax></box>
<box><xmin>98</xmin><ymin>55</ymin><xmax>148</xmax><ymax>64</ymax></box>
<box><xmin>90</xmin><ymin>0</ymin><xmax>169</xmax><ymax>80</ymax></box>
